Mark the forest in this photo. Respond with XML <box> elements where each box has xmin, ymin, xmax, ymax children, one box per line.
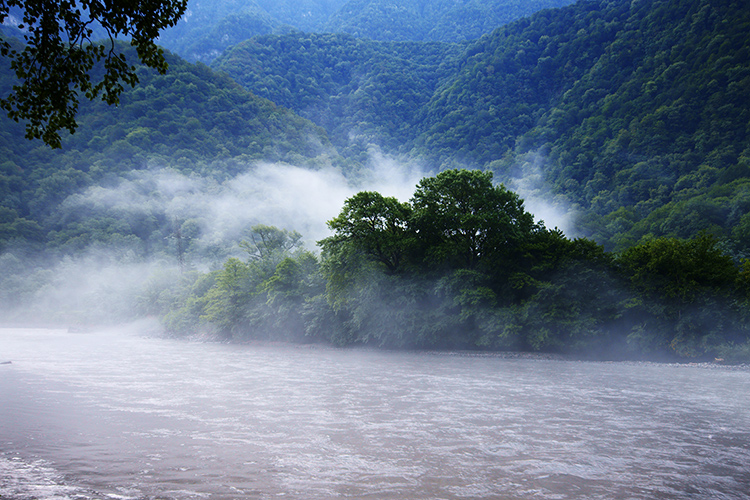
<box><xmin>1</xmin><ymin>0</ymin><xmax>750</xmax><ymax>362</ymax></box>
<box><xmin>147</xmin><ymin>169</ymin><xmax>750</xmax><ymax>363</ymax></box>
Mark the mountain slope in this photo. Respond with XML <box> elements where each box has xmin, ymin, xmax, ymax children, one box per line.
<box><xmin>213</xmin><ymin>32</ymin><xmax>464</xmax><ymax>158</ymax></box>
<box><xmin>215</xmin><ymin>0</ymin><xmax>750</xmax><ymax>252</ymax></box>
<box><xmin>324</xmin><ymin>0</ymin><xmax>577</xmax><ymax>42</ymax></box>
<box><xmin>158</xmin><ymin>0</ymin><xmax>350</xmax><ymax>62</ymax></box>
<box><xmin>157</xmin><ymin>0</ymin><xmax>577</xmax><ymax>62</ymax></box>
<box><xmin>422</xmin><ymin>0</ymin><xmax>750</xmax><ymax>251</ymax></box>
<box><xmin>0</xmin><ymin>42</ymin><xmax>338</xmax><ymax>254</ymax></box>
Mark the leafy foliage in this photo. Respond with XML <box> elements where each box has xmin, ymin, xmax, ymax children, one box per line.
<box><xmin>0</xmin><ymin>0</ymin><xmax>188</xmax><ymax>147</ymax></box>
<box><xmin>155</xmin><ymin>0</ymin><xmax>575</xmax><ymax>63</ymax></box>
<box><xmin>213</xmin><ymin>32</ymin><xmax>464</xmax><ymax>158</ymax></box>
<box><xmin>324</xmin><ymin>0</ymin><xmax>577</xmax><ymax>43</ymax></box>
<box><xmin>156</xmin><ymin>0</ymin><xmax>351</xmax><ymax>63</ymax></box>
<box><xmin>215</xmin><ymin>0</ymin><xmax>750</xmax><ymax>252</ymax></box>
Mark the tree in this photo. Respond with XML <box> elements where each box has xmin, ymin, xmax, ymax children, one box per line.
<box><xmin>0</xmin><ymin>0</ymin><xmax>188</xmax><ymax>148</ymax></box>
<box><xmin>200</xmin><ymin>258</ymin><xmax>252</xmax><ymax>338</ymax></box>
<box><xmin>618</xmin><ymin>234</ymin><xmax>738</xmax><ymax>304</ymax></box>
<box><xmin>617</xmin><ymin>234</ymin><xmax>742</xmax><ymax>357</ymax></box>
<box><xmin>410</xmin><ymin>169</ymin><xmax>536</xmax><ymax>270</ymax></box>
<box><xmin>322</xmin><ymin>191</ymin><xmax>413</xmax><ymax>274</ymax></box>
<box><xmin>240</xmin><ymin>224</ymin><xmax>303</xmax><ymax>270</ymax></box>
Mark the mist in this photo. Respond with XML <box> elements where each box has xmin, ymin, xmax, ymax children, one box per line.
<box><xmin>502</xmin><ymin>150</ymin><xmax>580</xmax><ymax>237</ymax></box>
<box><xmin>60</xmin><ymin>158</ymin><xmax>427</xmax><ymax>252</ymax></box>
<box><xmin>0</xmin><ymin>146</ymin><xmax>587</xmax><ymax>329</ymax></box>
<box><xmin>0</xmin><ymin>155</ymin><xmax>429</xmax><ymax>326</ymax></box>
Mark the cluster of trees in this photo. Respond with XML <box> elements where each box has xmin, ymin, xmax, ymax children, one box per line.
<box><xmin>158</xmin><ymin>0</ymin><xmax>350</xmax><ymax>63</ymax></box>
<box><xmin>154</xmin><ymin>170</ymin><xmax>750</xmax><ymax>363</ymax></box>
<box><xmin>213</xmin><ymin>32</ymin><xmax>464</xmax><ymax>159</ymax></box>
<box><xmin>532</xmin><ymin>0</ymin><xmax>750</xmax><ymax>251</ymax></box>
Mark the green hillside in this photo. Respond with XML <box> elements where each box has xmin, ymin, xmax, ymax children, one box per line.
<box><xmin>422</xmin><ymin>0</ymin><xmax>750</xmax><ymax>252</ymax></box>
<box><xmin>156</xmin><ymin>0</ymin><xmax>576</xmax><ymax>63</ymax></box>
<box><xmin>157</xmin><ymin>0</ymin><xmax>350</xmax><ymax>63</ymax></box>
<box><xmin>324</xmin><ymin>0</ymin><xmax>577</xmax><ymax>42</ymax></box>
<box><xmin>0</xmin><ymin>42</ymin><xmax>337</xmax><ymax>255</ymax></box>
<box><xmin>3</xmin><ymin>0</ymin><xmax>750</xmax><ymax>361</ymax></box>
<box><xmin>214</xmin><ymin>0</ymin><xmax>750</xmax><ymax>252</ymax></box>
<box><xmin>213</xmin><ymin>33</ymin><xmax>464</xmax><ymax>159</ymax></box>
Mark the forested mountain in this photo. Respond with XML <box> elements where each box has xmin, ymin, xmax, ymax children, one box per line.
<box><xmin>0</xmin><ymin>42</ymin><xmax>337</xmax><ymax>257</ymax></box>
<box><xmin>324</xmin><ymin>0</ymin><xmax>577</xmax><ymax>42</ymax></box>
<box><xmin>213</xmin><ymin>33</ymin><xmax>465</xmax><ymax>160</ymax></box>
<box><xmin>3</xmin><ymin>0</ymin><xmax>750</xmax><ymax>362</ymax></box>
<box><xmin>156</xmin><ymin>0</ymin><xmax>576</xmax><ymax>62</ymax></box>
<box><xmin>424</xmin><ymin>0</ymin><xmax>750</xmax><ymax>254</ymax></box>
<box><xmin>157</xmin><ymin>0</ymin><xmax>351</xmax><ymax>63</ymax></box>
<box><xmin>214</xmin><ymin>0</ymin><xmax>750</xmax><ymax>253</ymax></box>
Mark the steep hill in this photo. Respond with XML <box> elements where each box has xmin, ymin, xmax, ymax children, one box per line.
<box><xmin>157</xmin><ymin>0</ymin><xmax>351</xmax><ymax>62</ymax></box>
<box><xmin>0</xmin><ymin>42</ymin><xmax>337</xmax><ymax>255</ymax></box>
<box><xmin>213</xmin><ymin>32</ymin><xmax>464</xmax><ymax>158</ymax></box>
<box><xmin>324</xmin><ymin>0</ymin><xmax>577</xmax><ymax>42</ymax></box>
<box><xmin>157</xmin><ymin>0</ymin><xmax>576</xmax><ymax>62</ymax></box>
<box><xmin>215</xmin><ymin>0</ymin><xmax>750</xmax><ymax>252</ymax></box>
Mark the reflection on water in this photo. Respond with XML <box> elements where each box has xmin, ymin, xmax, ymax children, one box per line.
<box><xmin>1</xmin><ymin>326</ymin><xmax>749</xmax><ymax>499</ymax></box>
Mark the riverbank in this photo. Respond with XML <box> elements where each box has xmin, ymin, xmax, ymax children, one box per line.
<box><xmin>174</xmin><ymin>330</ymin><xmax>750</xmax><ymax>369</ymax></box>
<box><xmin>5</xmin><ymin>323</ymin><xmax>750</xmax><ymax>369</ymax></box>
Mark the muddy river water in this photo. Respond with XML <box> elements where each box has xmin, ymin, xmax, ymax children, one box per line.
<box><xmin>1</xmin><ymin>326</ymin><xmax>749</xmax><ymax>499</ymax></box>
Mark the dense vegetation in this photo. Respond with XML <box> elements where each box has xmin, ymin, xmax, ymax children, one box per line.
<box><xmin>213</xmin><ymin>33</ymin><xmax>465</xmax><ymax>161</ymax></box>
<box><xmin>323</xmin><ymin>0</ymin><xmax>576</xmax><ymax>42</ymax></box>
<box><xmin>0</xmin><ymin>0</ymin><xmax>188</xmax><ymax>148</ymax></box>
<box><xmin>156</xmin><ymin>0</ymin><xmax>574</xmax><ymax>63</ymax></box>
<box><xmin>214</xmin><ymin>0</ymin><xmax>750</xmax><ymax>254</ymax></box>
<box><xmin>0</xmin><ymin>41</ymin><xmax>337</xmax><ymax>257</ymax></box>
<box><xmin>151</xmin><ymin>170</ymin><xmax>750</xmax><ymax>363</ymax></box>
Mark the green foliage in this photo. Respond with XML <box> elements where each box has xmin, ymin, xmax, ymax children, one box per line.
<box><xmin>157</xmin><ymin>0</ymin><xmax>352</xmax><ymax>63</ymax></box>
<box><xmin>410</xmin><ymin>169</ymin><xmax>535</xmax><ymax>270</ymax></box>
<box><xmin>323</xmin><ymin>191</ymin><xmax>413</xmax><ymax>274</ymax></box>
<box><xmin>157</xmin><ymin>225</ymin><xmax>324</xmax><ymax>341</ymax></box>
<box><xmin>318</xmin><ymin>169</ymin><xmax>614</xmax><ymax>350</ymax></box>
<box><xmin>324</xmin><ymin>0</ymin><xmax>577</xmax><ymax>43</ymax></box>
<box><xmin>213</xmin><ymin>32</ymin><xmax>464</xmax><ymax>157</ymax></box>
<box><xmin>240</xmin><ymin>224</ymin><xmax>303</xmax><ymax>265</ymax></box>
<box><xmin>0</xmin><ymin>43</ymin><xmax>338</xmax><ymax>254</ymax></box>
<box><xmin>152</xmin><ymin>173</ymin><xmax>750</xmax><ymax>362</ymax></box>
<box><xmin>0</xmin><ymin>0</ymin><xmax>188</xmax><ymax>147</ymax></box>
<box><xmin>214</xmin><ymin>0</ymin><xmax>750</xmax><ymax>253</ymax></box>
<box><xmin>615</xmin><ymin>234</ymin><xmax>746</xmax><ymax>357</ymax></box>
<box><xmin>156</xmin><ymin>0</ymin><xmax>575</xmax><ymax>64</ymax></box>
<box><xmin>618</xmin><ymin>234</ymin><xmax>737</xmax><ymax>302</ymax></box>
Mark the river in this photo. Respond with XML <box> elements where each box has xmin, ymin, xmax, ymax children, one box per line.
<box><xmin>1</xmin><ymin>325</ymin><xmax>749</xmax><ymax>499</ymax></box>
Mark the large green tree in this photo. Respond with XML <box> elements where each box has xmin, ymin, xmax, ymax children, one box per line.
<box><xmin>323</xmin><ymin>191</ymin><xmax>413</xmax><ymax>274</ymax></box>
<box><xmin>410</xmin><ymin>169</ymin><xmax>537</xmax><ymax>270</ymax></box>
<box><xmin>0</xmin><ymin>0</ymin><xmax>188</xmax><ymax>147</ymax></box>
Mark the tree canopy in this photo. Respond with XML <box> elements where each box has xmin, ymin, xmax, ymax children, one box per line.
<box><xmin>0</xmin><ymin>0</ymin><xmax>188</xmax><ymax>147</ymax></box>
